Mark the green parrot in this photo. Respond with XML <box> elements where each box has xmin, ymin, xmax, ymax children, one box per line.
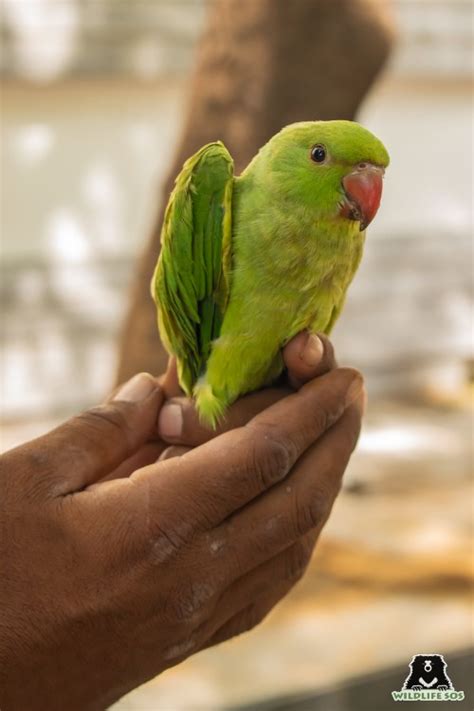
<box><xmin>151</xmin><ymin>120</ymin><xmax>389</xmax><ymax>427</ymax></box>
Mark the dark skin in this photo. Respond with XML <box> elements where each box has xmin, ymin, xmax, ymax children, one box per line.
<box><xmin>0</xmin><ymin>333</ymin><xmax>364</xmax><ymax>711</ymax></box>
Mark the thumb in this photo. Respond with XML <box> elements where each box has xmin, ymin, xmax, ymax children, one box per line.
<box><xmin>283</xmin><ymin>332</ymin><xmax>337</xmax><ymax>389</ymax></box>
<box><xmin>19</xmin><ymin>373</ymin><xmax>163</xmax><ymax>497</ymax></box>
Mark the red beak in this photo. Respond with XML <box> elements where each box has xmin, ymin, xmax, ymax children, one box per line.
<box><xmin>340</xmin><ymin>164</ymin><xmax>384</xmax><ymax>231</ymax></box>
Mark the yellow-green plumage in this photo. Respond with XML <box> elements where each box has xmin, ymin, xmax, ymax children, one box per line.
<box><xmin>152</xmin><ymin>121</ymin><xmax>389</xmax><ymax>426</ymax></box>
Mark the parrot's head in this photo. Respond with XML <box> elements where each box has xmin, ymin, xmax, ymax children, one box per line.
<box><xmin>252</xmin><ymin>120</ymin><xmax>389</xmax><ymax>232</ymax></box>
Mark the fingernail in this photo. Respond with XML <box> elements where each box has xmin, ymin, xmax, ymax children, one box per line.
<box><xmin>301</xmin><ymin>334</ymin><xmax>324</xmax><ymax>366</ymax></box>
<box><xmin>345</xmin><ymin>375</ymin><xmax>364</xmax><ymax>407</ymax></box>
<box><xmin>113</xmin><ymin>373</ymin><xmax>157</xmax><ymax>402</ymax></box>
<box><xmin>158</xmin><ymin>403</ymin><xmax>183</xmax><ymax>439</ymax></box>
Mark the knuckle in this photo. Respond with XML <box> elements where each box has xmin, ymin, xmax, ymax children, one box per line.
<box><xmin>162</xmin><ymin>634</ymin><xmax>198</xmax><ymax>663</ymax></box>
<box><xmin>313</xmin><ymin>397</ymin><xmax>342</xmax><ymax>433</ymax></box>
<box><xmin>297</xmin><ymin>489</ymin><xmax>331</xmax><ymax>534</ymax></box>
<box><xmin>164</xmin><ymin>581</ymin><xmax>215</xmax><ymax>624</ymax></box>
<box><xmin>248</xmin><ymin>430</ymin><xmax>295</xmax><ymax>489</ymax></box>
<box><xmin>164</xmin><ymin>591</ymin><xmax>194</xmax><ymax>623</ymax></box>
<box><xmin>245</xmin><ymin>596</ymin><xmax>283</xmax><ymax>632</ymax></box>
<box><xmin>74</xmin><ymin>404</ymin><xmax>131</xmax><ymax>442</ymax></box>
<box><xmin>148</xmin><ymin>528</ymin><xmax>183</xmax><ymax>565</ymax></box>
<box><xmin>239</xmin><ymin>604</ymin><xmax>265</xmax><ymax>635</ymax></box>
<box><xmin>309</xmin><ymin>488</ymin><xmax>332</xmax><ymax>526</ymax></box>
<box><xmin>180</xmin><ymin>491</ymin><xmax>222</xmax><ymax>531</ymax></box>
<box><xmin>146</xmin><ymin>513</ymin><xmax>189</xmax><ymax>565</ymax></box>
<box><xmin>285</xmin><ymin>542</ymin><xmax>311</xmax><ymax>583</ymax></box>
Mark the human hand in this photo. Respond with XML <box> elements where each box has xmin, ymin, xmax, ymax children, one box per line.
<box><xmin>0</xmin><ymin>340</ymin><xmax>362</xmax><ymax>711</ymax></box>
<box><xmin>100</xmin><ymin>331</ymin><xmax>338</xmax><ymax>480</ymax></box>
<box><xmin>158</xmin><ymin>331</ymin><xmax>338</xmax><ymax>450</ymax></box>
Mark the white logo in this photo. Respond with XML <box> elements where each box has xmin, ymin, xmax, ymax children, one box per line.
<box><xmin>392</xmin><ymin>654</ymin><xmax>465</xmax><ymax>702</ymax></box>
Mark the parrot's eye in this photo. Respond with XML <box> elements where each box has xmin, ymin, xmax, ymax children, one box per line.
<box><xmin>310</xmin><ymin>144</ymin><xmax>327</xmax><ymax>163</ymax></box>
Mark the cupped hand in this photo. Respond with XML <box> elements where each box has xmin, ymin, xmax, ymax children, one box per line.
<box><xmin>0</xmin><ymin>333</ymin><xmax>362</xmax><ymax>711</ymax></box>
<box><xmin>158</xmin><ymin>331</ymin><xmax>338</xmax><ymax>450</ymax></box>
<box><xmin>100</xmin><ymin>331</ymin><xmax>338</xmax><ymax>478</ymax></box>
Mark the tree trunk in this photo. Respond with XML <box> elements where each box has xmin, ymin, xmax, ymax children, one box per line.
<box><xmin>116</xmin><ymin>0</ymin><xmax>395</xmax><ymax>383</ymax></box>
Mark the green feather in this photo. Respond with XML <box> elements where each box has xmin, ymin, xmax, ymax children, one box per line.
<box><xmin>152</xmin><ymin>121</ymin><xmax>389</xmax><ymax>426</ymax></box>
<box><xmin>151</xmin><ymin>141</ymin><xmax>233</xmax><ymax>395</ymax></box>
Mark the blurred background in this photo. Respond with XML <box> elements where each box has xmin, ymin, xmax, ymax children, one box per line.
<box><xmin>1</xmin><ymin>0</ymin><xmax>472</xmax><ymax>709</ymax></box>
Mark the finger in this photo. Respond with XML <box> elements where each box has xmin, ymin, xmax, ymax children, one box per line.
<box><xmin>128</xmin><ymin>368</ymin><xmax>363</xmax><ymax>536</ymax></box>
<box><xmin>163</xmin><ymin>577</ymin><xmax>296</xmax><ymax>667</ymax></box>
<box><xmin>10</xmin><ymin>373</ymin><xmax>164</xmax><ymax>497</ymax></box>
<box><xmin>157</xmin><ymin>334</ymin><xmax>338</xmax><ymax>447</ymax></box>
<box><xmin>158</xmin><ymin>445</ymin><xmax>191</xmax><ymax>461</ymax></box>
<box><xmin>167</xmin><ymin>532</ymin><xmax>317</xmax><ymax>664</ymax></box>
<box><xmin>159</xmin><ymin>358</ymin><xmax>183</xmax><ymax>398</ymax></box>
<box><xmin>97</xmin><ymin>442</ymin><xmax>167</xmax><ymax>483</ymax></box>
<box><xmin>158</xmin><ymin>387</ymin><xmax>290</xmax><ymax>446</ymax></box>
<box><xmin>283</xmin><ymin>332</ymin><xmax>337</xmax><ymax>390</ymax></box>
<box><xmin>105</xmin><ymin>373</ymin><xmax>159</xmax><ymax>403</ymax></box>
<box><xmin>202</xmin><ymin>528</ymin><xmax>318</xmax><ymax>638</ymax></box>
<box><xmin>214</xmin><ymin>402</ymin><xmax>362</xmax><ymax>585</ymax></box>
<box><xmin>202</xmin><ymin>581</ymin><xmax>295</xmax><ymax>651</ymax></box>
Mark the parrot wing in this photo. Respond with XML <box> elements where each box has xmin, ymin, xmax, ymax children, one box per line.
<box><xmin>151</xmin><ymin>141</ymin><xmax>234</xmax><ymax>394</ymax></box>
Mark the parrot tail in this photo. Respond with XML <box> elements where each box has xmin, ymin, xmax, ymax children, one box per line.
<box><xmin>193</xmin><ymin>379</ymin><xmax>227</xmax><ymax>430</ymax></box>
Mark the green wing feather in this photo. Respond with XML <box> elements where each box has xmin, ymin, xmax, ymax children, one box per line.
<box><xmin>151</xmin><ymin>141</ymin><xmax>234</xmax><ymax>395</ymax></box>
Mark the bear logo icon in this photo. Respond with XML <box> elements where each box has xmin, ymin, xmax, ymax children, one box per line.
<box><xmin>402</xmin><ymin>654</ymin><xmax>454</xmax><ymax>691</ymax></box>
